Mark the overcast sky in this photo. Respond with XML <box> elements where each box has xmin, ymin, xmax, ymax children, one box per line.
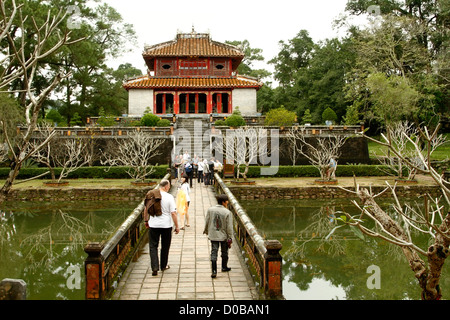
<box><xmin>106</xmin><ymin>0</ymin><xmax>366</xmax><ymax>77</ymax></box>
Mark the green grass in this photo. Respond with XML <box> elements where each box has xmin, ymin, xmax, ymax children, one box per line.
<box><xmin>367</xmin><ymin>133</ymin><xmax>449</xmax><ymax>161</ymax></box>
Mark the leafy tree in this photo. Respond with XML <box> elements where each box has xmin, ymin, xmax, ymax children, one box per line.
<box><xmin>50</xmin><ymin>2</ymin><xmax>138</xmax><ymax>123</ymax></box>
<box><xmin>269</xmin><ymin>30</ymin><xmax>315</xmax><ymax>87</ymax></box>
<box><xmin>342</xmin><ymin>102</ymin><xmax>361</xmax><ymax>125</ymax></box>
<box><xmin>268</xmin><ymin>32</ymin><xmax>356</xmax><ymax>123</ymax></box>
<box><xmin>70</xmin><ymin>112</ymin><xmax>83</xmax><ymax>126</ymax></box>
<box><xmin>322</xmin><ymin>107</ymin><xmax>338</xmax><ymax>124</ymax></box>
<box><xmin>301</xmin><ymin>109</ymin><xmax>313</xmax><ymax>125</ymax></box>
<box><xmin>225</xmin><ymin>40</ymin><xmax>271</xmax><ymax>80</ymax></box>
<box><xmin>45</xmin><ymin>109</ymin><xmax>64</xmax><ymax>126</ymax></box>
<box><xmin>264</xmin><ymin>107</ymin><xmax>296</xmax><ymax>127</ymax></box>
<box><xmin>343</xmin><ymin>8</ymin><xmax>448</xmax><ymax>126</ymax></box>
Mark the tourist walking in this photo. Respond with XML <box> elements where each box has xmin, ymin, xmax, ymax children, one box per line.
<box><xmin>176</xmin><ymin>175</ymin><xmax>190</xmax><ymax>230</ymax></box>
<box><xmin>193</xmin><ymin>154</ymin><xmax>199</xmax><ymax>179</ymax></box>
<box><xmin>145</xmin><ymin>179</ymin><xmax>180</xmax><ymax>276</ymax></box>
<box><xmin>207</xmin><ymin>158</ymin><xmax>215</xmax><ymax>185</ymax></box>
<box><xmin>184</xmin><ymin>160</ymin><xmax>194</xmax><ymax>187</ymax></box>
<box><xmin>203</xmin><ymin>194</ymin><xmax>233</xmax><ymax>278</ymax></box>
<box><xmin>203</xmin><ymin>158</ymin><xmax>210</xmax><ymax>185</ymax></box>
<box><xmin>197</xmin><ymin>157</ymin><xmax>204</xmax><ymax>183</ymax></box>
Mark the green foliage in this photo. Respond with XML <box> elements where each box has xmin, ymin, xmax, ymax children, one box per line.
<box><xmin>264</xmin><ymin>107</ymin><xmax>297</xmax><ymax>126</ymax></box>
<box><xmin>0</xmin><ymin>165</ymin><xmax>169</xmax><ymax>180</ymax></box>
<box><xmin>225</xmin><ymin>108</ymin><xmax>246</xmax><ymax>127</ymax></box>
<box><xmin>156</xmin><ymin>119</ymin><xmax>171</xmax><ymax>127</ymax></box>
<box><xmin>223</xmin><ymin>164</ymin><xmax>399</xmax><ymax>178</ymax></box>
<box><xmin>301</xmin><ymin>109</ymin><xmax>313</xmax><ymax>124</ymax></box>
<box><xmin>97</xmin><ymin>107</ymin><xmax>116</xmax><ymax>127</ymax></box>
<box><xmin>141</xmin><ymin>113</ymin><xmax>160</xmax><ymax>126</ymax></box>
<box><xmin>45</xmin><ymin>109</ymin><xmax>63</xmax><ymax>125</ymax></box>
<box><xmin>343</xmin><ymin>102</ymin><xmax>361</xmax><ymax>125</ymax></box>
<box><xmin>214</xmin><ymin>120</ymin><xmax>227</xmax><ymax>126</ymax></box>
<box><xmin>70</xmin><ymin>112</ymin><xmax>83</xmax><ymax>126</ymax></box>
<box><xmin>322</xmin><ymin>107</ymin><xmax>338</xmax><ymax>123</ymax></box>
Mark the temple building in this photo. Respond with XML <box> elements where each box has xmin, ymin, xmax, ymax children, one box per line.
<box><xmin>123</xmin><ymin>30</ymin><xmax>263</xmax><ymax>117</ymax></box>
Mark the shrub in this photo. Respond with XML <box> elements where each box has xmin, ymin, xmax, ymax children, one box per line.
<box><xmin>45</xmin><ymin>109</ymin><xmax>63</xmax><ymax>125</ymax></box>
<box><xmin>302</xmin><ymin>109</ymin><xmax>313</xmax><ymax>124</ymax></box>
<box><xmin>225</xmin><ymin>115</ymin><xmax>245</xmax><ymax>127</ymax></box>
<box><xmin>141</xmin><ymin>113</ymin><xmax>160</xmax><ymax>126</ymax></box>
<box><xmin>214</xmin><ymin>120</ymin><xmax>226</xmax><ymax>126</ymax></box>
<box><xmin>156</xmin><ymin>119</ymin><xmax>171</xmax><ymax>127</ymax></box>
<box><xmin>264</xmin><ymin>107</ymin><xmax>296</xmax><ymax>126</ymax></box>
<box><xmin>322</xmin><ymin>107</ymin><xmax>338</xmax><ymax>124</ymax></box>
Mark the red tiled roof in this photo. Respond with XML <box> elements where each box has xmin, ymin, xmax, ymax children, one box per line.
<box><xmin>123</xmin><ymin>76</ymin><xmax>263</xmax><ymax>90</ymax></box>
<box><xmin>143</xmin><ymin>33</ymin><xmax>244</xmax><ymax>58</ymax></box>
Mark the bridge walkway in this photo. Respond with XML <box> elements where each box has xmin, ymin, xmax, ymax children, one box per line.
<box><xmin>112</xmin><ymin>178</ymin><xmax>258</xmax><ymax>300</ymax></box>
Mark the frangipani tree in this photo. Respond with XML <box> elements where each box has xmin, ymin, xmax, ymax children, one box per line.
<box><xmin>101</xmin><ymin>131</ymin><xmax>164</xmax><ymax>183</ymax></box>
<box><xmin>27</xmin><ymin>125</ymin><xmax>92</xmax><ymax>183</ymax></box>
<box><xmin>224</xmin><ymin>127</ymin><xmax>268</xmax><ymax>181</ymax></box>
<box><xmin>373</xmin><ymin>121</ymin><xmax>447</xmax><ymax>181</ymax></box>
<box><xmin>287</xmin><ymin>128</ymin><xmax>347</xmax><ymax>181</ymax></box>
<box><xmin>331</xmin><ymin>123</ymin><xmax>449</xmax><ymax>300</ymax></box>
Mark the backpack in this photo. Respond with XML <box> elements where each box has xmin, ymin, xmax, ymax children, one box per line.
<box><xmin>185</xmin><ymin>162</ymin><xmax>192</xmax><ymax>173</ymax></box>
<box><xmin>143</xmin><ymin>189</ymin><xmax>162</xmax><ymax>221</ymax></box>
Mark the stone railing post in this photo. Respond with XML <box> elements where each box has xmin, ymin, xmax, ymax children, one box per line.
<box><xmin>264</xmin><ymin>240</ymin><xmax>283</xmax><ymax>299</ymax></box>
<box><xmin>84</xmin><ymin>242</ymin><xmax>105</xmax><ymax>300</ymax></box>
<box><xmin>0</xmin><ymin>279</ymin><xmax>27</xmax><ymax>300</ymax></box>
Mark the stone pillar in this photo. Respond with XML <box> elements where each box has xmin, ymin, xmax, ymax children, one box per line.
<box><xmin>264</xmin><ymin>240</ymin><xmax>283</xmax><ymax>299</ymax></box>
<box><xmin>0</xmin><ymin>279</ymin><xmax>27</xmax><ymax>300</ymax></box>
<box><xmin>84</xmin><ymin>242</ymin><xmax>105</xmax><ymax>300</ymax></box>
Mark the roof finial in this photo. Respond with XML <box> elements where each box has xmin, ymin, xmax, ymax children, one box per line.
<box><xmin>192</xmin><ymin>24</ymin><xmax>196</xmax><ymax>34</ymax></box>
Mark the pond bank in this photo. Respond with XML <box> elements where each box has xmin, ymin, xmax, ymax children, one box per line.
<box><xmin>2</xmin><ymin>175</ymin><xmax>441</xmax><ymax>202</ymax></box>
<box><xmin>223</xmin><ymin>175</ymin><xmax>442</xmax><ymax>200</ymax></box>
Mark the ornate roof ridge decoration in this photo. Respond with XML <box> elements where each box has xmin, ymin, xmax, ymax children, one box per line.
<box><xmin>143</xmin><ymin>29</ymin><xmax>244</xmax><ymax>58</ymax></box>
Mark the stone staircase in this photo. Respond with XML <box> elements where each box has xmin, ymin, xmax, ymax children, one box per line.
<box><xmin>174</xmin><ymin>115</ymin><xmax>211</xmax><ymax>159</ymax></box>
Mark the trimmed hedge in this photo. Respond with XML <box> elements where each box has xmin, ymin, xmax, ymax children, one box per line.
<box><xmin>232</xmin><ymin>165</ymin><xmax>398</xmax><ymax>178</ymax></box>
<box><xmin>0</xmin><ymin>164</ymin><xmax>400</xmax><ymax>180</ymax></box>
<box><xmin>0</xmin><ymin>165</ymin><xmax>169</xmax><ymax>180</ymax></box>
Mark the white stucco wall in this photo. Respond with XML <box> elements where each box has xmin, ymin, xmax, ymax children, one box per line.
<box><xmin>128</xmin><ymin>89</ymin><xmax>154</xmax><ymax>116</ymax></box>
<box><xmin>232</xmin><ymin>89</ymin><xmax>257</xmax><ymax>115</ymax></box>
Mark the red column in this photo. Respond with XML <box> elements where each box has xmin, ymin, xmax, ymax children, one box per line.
<box><xmin>207</xmin><ymin>92</ymin><xmax>212</xmax><ymax>114</ymax></box>
<box><xmin>195</xmin><ymin>93</ymin><xmax>199</xmax><ymax>114</ymax></box>
<box><xmin>218</xmin><ymin>93</ymin><xmax>222</xmax><ymax>113</ymax></box>
<box><xmin>174</xmin><ymin>92</ymin><xmax>179</xmax><ymax>114</ymax></box>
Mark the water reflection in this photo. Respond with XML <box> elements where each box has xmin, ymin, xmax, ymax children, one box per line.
<box><xmin>240</xmin><ymin>199</ymin><xmax>450</xmax><ymax>300</ymax></box>
<box><xmin>0</xmin><ymin>201</ymin><xmax>140</xmax><ymax>300</ymax></box>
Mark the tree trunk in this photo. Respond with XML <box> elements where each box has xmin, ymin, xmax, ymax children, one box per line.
<box><xmin>356</xmin><ymin>188</ymin><xmax>447</xmax><ymax>300</ymax></box>
<box><xmin>0</xmin><ymin>162</ymin><xmax>22</xmax><ymax>199</ymax></box>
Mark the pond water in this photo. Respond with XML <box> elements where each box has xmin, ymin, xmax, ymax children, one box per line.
<box><xmin>0</xmin><ymin>200</ymin><xmax>141</xmax><ymax>300</ymax></box>
<box><xmin>240</xmin><ymin>199</ymin><xmax>450</xmax><ymax>300</ymax></box>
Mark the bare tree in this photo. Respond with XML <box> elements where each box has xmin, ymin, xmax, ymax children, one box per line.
<box><xmin>0</xmin><ymin>0</ymin><xmax>82</xmax><ymax>199</ymax></box>
<box><xmin>287</xmin><ymin>128</ymin><xmax>347</xmax><ymax>181</ymax></box>
<box><xmin>28</xmin><ymin>130</ymin><xmax>92</xmax><ymax>183</ymax></box>
<box><xmin>374</xmin><ymin>121</ymin><xmax>447</xmax><ymax>181</ymax></box>
<box><xmin>224</xmin><ymin>128</ymin><xmax>268</xmax><ymax>181</ymax></box>
<box><xmin>101</xmin><ymin>131</ymin><xmax>165</xmax><ymax>183</ymax></box>
<box><xmin>331</xmin><ymin>123</ymin><xmax>449</xmax><ymax>300</ymax></box>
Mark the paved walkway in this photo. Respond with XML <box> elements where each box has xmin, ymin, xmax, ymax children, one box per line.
<box><xmin>112</xmin><ymin>178</ymin><xmax>258</xmax><ymax>300</ymax></box>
